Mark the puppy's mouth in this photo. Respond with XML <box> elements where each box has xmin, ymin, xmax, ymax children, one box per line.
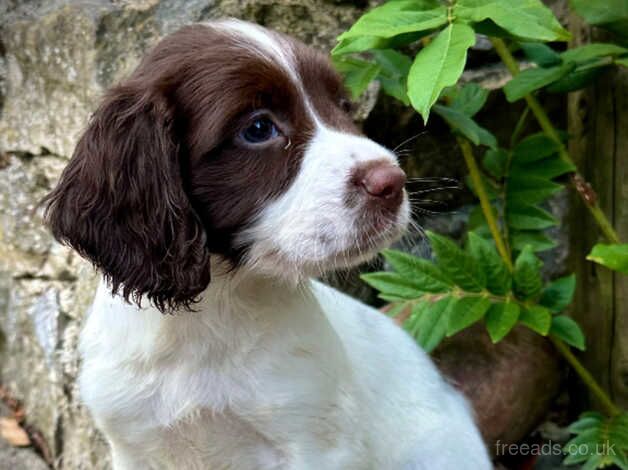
<box><xmin>331</xmin><ymin>195</ymin><xmax>410</xmax><ymax>264</ymax></box>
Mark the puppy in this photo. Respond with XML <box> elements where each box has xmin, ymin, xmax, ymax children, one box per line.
<box><xmin>44</xmin><ymin>19</ymin><xmax>491</xmax><ymax>470</ymax></box>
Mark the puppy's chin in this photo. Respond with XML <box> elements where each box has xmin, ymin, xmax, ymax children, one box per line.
<box><xmin>241</xmin><ymin>197</ymin><xmax>410</xmax><ymax>283</ymax></box>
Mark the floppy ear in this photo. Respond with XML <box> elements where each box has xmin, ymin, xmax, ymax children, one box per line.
<box><xmin>43</xmin><ymin>84</ymin><xmax>211</xmax><ymax>312</ymax></box>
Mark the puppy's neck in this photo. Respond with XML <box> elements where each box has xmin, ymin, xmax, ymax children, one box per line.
<box><xmin>197</xmin><ymin>257</ymin><xmax>313</xmax><ymax>310</ymax></box>
<box><xmin>90</xmin><ymin>261</ymin><xmax>317</xmax><ymax>367</ymax></box>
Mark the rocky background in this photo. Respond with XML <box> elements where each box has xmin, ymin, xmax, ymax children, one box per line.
<box><xmin>0</xmin><ymin>0</ymin><xmax>570</xmax><ymax>468</ymax></box>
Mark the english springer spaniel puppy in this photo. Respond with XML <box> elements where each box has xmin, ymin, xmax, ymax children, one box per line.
<box><xmin>44</xmin><ymin>19</ymin><xmax>490</xmax><ymax>470</ymax></box>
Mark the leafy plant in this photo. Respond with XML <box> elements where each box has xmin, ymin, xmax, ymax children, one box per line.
<box><xmin>587</xmin><ymin>243</ymin><xmax>628</xmax><ymax>275</ymax></box>
<box><xmin>335</xmin><ymin>0</ymin><xmax>628</xmax><ymax>468</ymax></box>
<box><xmin>363</xmin><ymin>234</ymin><xmax>582</xmax><ymax>351</ymax></box>
<box><xmin>564</xmin><ymin>412</ymin><xmax>628</xmax><ymax>469</ymax></box>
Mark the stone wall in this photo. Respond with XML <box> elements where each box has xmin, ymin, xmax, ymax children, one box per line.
<box><xmin>0</xmin><ymin>1</ymin><xmax>370</xmax><ymax>467</ymax></box>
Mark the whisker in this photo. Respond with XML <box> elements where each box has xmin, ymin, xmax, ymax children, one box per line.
<box><xmin>392</xmin><ymin>131</ymin><xmax>430</xmax><ymax>153</ymax></box>
<box><xmin>408</xmin><ymin>198</ymin><xmax>449</xmax><ymax>206</ymax></box>
<box><xmin>406</xmin><ymin>176</ymin><xmax>460</xmax><ymax>184</ymax></box>
<box><xmin>405</xmin><ymin>186</ymin><xmax>462</xmax><ymax>196</ymax></box>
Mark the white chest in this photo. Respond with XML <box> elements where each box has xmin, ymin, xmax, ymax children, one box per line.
<box><xmin>77</xmin><ymin>278</ymin><xmax>491</xmax><ymax>470</ymax></box>
<box><xmin>78</xmin><ymin>280</ymin><xmax>377</xmax><ymax>469</ymax></box>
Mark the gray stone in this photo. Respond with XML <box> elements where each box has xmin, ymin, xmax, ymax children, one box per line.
<box><xmin>0</xmin><ymin>402</ymin><xmax>49</xmax><ymax>470</ymax></box>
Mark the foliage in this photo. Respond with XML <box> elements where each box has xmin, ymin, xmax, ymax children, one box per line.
<box><xmin>564</xmin><ymin>412</ymin><xmax>628</xmax><ymax>469</ymax></box>
<box><xmin>335</xmin><ymin>0</ymin><xmax>628</xmax><ymax>468</ymax></box>
<box><xmin>587</xmin><ymin>244</ymin><xmax>628</xmax><ymax>275</ymax></box>
<box><xmin>468</xmin><ymin>127</ymin><xmax>575</xmax><ymax>253</ymax></box>
<box><xmin>361</xmin><ymin>234</ymin><xmax>582</xmax><ymax>351</ymax></box>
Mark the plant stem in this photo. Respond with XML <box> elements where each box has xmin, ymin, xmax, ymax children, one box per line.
<box><xmin>457</xmin><ymin>136</ymin><xmax>514</xmax><ymax>270</ymax></box>
<box><xmin>490</xmin><ymin>37</ymin><xmax>623</xmax><ymax>416</ymax></box>
<box><xmin>490</xmin><ymin>37</ymin><xmax>621</xmax><ymax>244</ymax></box>
<box><xmin>551</xmin><ymin>337</ymin><xmax>622</xmax><ymax>417</ymax></box>
<box><xmin>510</xmin><ymin>106</ymin><xmax>530</xmax><ymax>147</ymax></box>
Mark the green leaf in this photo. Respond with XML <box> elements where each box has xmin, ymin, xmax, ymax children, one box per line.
<box><xmin>471</xmin><ymin>19</ymin><xmax>513</xmax><ymax>38</ymax></box>
<box><xmin>333</xmin><ymin>56</ymin><xmax>380</xmax><ymax>99</ymax></box>
<box><xmin>384</xmin><ymin>302</ymin><xmax>410</xmax><ymax>318</ymax></box>
<box><xmin>567</xmin><ymin>412</ymin><xmax>604</xmax><ymax>433</ymax></box>
<box><xmin>507</xmin><ymin>175</ymin><xmax>563</xmax><ymax>205</ymax></box>
<box><xmin>504</xmin><ymin>63</ymin><xmax>575</xmax><ymax>102</ymax></box>
<box><xmin>468</xmin><ymin>204</ymin><xmax>490</xmax><ymax>231</ymax></box>
<box><xmin>563</xmin><ymin>411</ymin><xmax>628</xmax><ymax>470</ymax></box>
<box><xmin>447</xmin><ymin>295</ymin><xmax>492</xmax><ymax>336</ymax></box>
<box><xmin>373</xmin><ymin>49</ymin><xmax>413</xmax><ymax>77</ymax></box>
<box><xmin>550</xmin><ymin>315</ymin><xmax>586</xmax><ymax>351</ymax></box>
<box><xmin>379</xmin><ymin>293</ymin><xmax>414</xmax><ymax>303</ymax></box>
<box><xmin>482</xmin><ymin>148</ymin><xmax>509</xmax><ymax>178</ymax></box>
<box><xmin>467</xmin><ymin>232</ymin><xmax>512</xmax><ymax>295</ymax></box>
<box><xmin>339</xmin><ymin>0</ymin><xmax>448</xmax><ymax>40</ymax></box>
<box><xmin>450</xmin><ymin>82</ymin><xmax>489</xmax><ymax>116</ymax></box>
<box><xmin>407</xmin><ymin>23</ymin><xmax>476</xmax><ymax>123</ymax></box>
<box><xmin>611</xmin><ymin>453</ymin><xmax>628</xmax><ymax>470</ymax></box>
<box><xmin>512</xmin><ymin>133</ymin><xmax>562</xmax><ymax>164</ymax></box>
<box><xmin>433</xmin><ymin>104</ymin><xmax>497</xmax><ymax>149</ymax></box>
<box><xmin>410</xmin><ymin>297</ymin><xmax>455</xmax><ymax>352</ymax></box>
<box><xmin>563</xmin><ymin>430</ymin><xmax>602</xmax><ymax>464</ymax></box>
<box><xmin>332</xmin><ymin>31</ymin><xmax>429</xmax><ymax>56</ymax></box>
<box><xmin>520</xmin><ymin>42</ymin><xmax>563</xmax><ymax>67</ymax></box>
<box><xmin>587</xmin><ymin>243</ymin><xmax>628</xmax><ymax>274</ymax></box>
<box><xmin>332</xmin><ymin>36</ymin><xmax>384</xmax><ymax>56</ymax></box>
<box><xmin>546</xmin><ymin>67</ymin><xmax>607</xmax><ymax>94</ymax></box>
<box><xmin>360</xmin><ymin>272</ymin><xmax>424</xmax><ymax>299</ymax></box>
<box><xmin>382</xmin><ymin>249</ymin><xmax>453</xmax><ymax>292</ymax></box>
<box><xmin>507</xmin><ymin>205</ymin><xmax>557</xmax><ymax>230</ymax></box>
<box><xmin>372</xmin><ymin>49</ymin><xmax>412</xmax><ymax>105</ymax></box>
<box><xmin>514</xmin><ymin>246</ymin><xmax>543</xmax><ymax>299</ymax></box>
<box><xmin>617</xmin><ymin>57</ymin><xmax>628</xmax><ymax>67</ymax></box>
<box><xmin>455</xmin><ymin>0</ymin><xmax>571</xmax><ymax>42</ymax></box>
<box><xmin>485</xmin><ymin>301</ymin><xmax>520</xmax><ymax>343</ymax></box>
<box><xmin>562</xmin><ymin>43</ymin><xmax>628</xmax><ymax>64</ymax></box>
<box><xmin>512</xmin><ymin>156</ymin><xmax>576</xmax><ymax>179</ymax></box>
<box><xmin>569</xmin><ymin>0</ymin><xmax>628</xmax><ymax>41</ymax></box>
<box><xmin>466</xmin><ymin>173</ymin><xmax>500</xmax><ymax>200</ymax></box>
<box><xmin>511</xmin><ymin>231</ymin><xmax>557</xmax><ymax>253</ymax></box>
<box><xmin>519</xmin><ymin>304</ymin><xmax>552</xmax><ymax>335</ymax></box>
<box><xmin>540</xmin><ymin>274</ymin><xmax>576</xmax><ymax>312</ymax></box>
<box><xmin>569</xmin><ymin>0</ymin><xmax>628</xmax><ymax>24</ymax></box>
<box><xmin>427</xmin><ymin>231</ymin><xmax>485</xmax><ymax>292</ymax></box>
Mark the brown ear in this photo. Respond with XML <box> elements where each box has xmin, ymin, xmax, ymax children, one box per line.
<box><xmin>43</xmin><ymin>84</ymin><xmax>210</xmax><ymax>312</ymax></box>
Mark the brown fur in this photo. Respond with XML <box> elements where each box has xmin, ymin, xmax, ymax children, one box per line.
<box><xmin>42</xmin><ymin>23</ymin><xmax>354</xmax><ymax>312</ymax></box>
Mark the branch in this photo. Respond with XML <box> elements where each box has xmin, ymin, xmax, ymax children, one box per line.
<box><xmin>551</xmin><ymin>337</ymin><xmax>621</xmax><ymax>417</ymax></box>
<box><xmin>490</xmin><ymin>37</ymin><xmax>620</xmax><ymax>244</ymax></box>
<box><xmin>457</xmin><ymin>136</ymin><xmax>514</xmax><ymax>270</ymax></box>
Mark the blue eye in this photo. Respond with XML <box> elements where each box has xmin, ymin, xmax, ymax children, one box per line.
<box><xmin>241</xmin><ymin>117</ymin><xmax>279</xmax><ymax>143</ymax></box>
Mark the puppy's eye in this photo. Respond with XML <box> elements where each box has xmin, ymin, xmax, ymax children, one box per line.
<box><xmin>241</xmin><ymin>117</ymin><xmax>280</xmax><ymax>143</ymax></box>
<box><xmin>339</xmin><ymin>98</ymin><xmax>353</xmax><ymax>113</ymax></box>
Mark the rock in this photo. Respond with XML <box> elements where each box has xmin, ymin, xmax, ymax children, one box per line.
<box><xmin>433</xmin><ymin>324</ymin><xmax>563</xmax><ymax>452</ymax></box>
<box><xmin>0</xmin><ymin>402</ymin><xmax>49</xmax><ymax>470</ymax></box>
<box><xmin>0</xmin><ymin>430</ymin><xmax>49</xmax><ymax>470</ymax></box>
<box><xmin>0</xmin><ymin>1</ymin><xmax>373</xmax><ymax>467</ymax></box>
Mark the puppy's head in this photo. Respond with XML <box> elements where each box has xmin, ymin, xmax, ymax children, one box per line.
<box><xmin>44</xmin><ymin>20</ymin><xmax>409</xmax><ymax>311</ymax></box>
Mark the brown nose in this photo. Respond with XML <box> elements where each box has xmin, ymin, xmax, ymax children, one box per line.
<box><xmin>360</xmin><ymin>164</ymin><xmax>406</xmax><ymax>201</ymax></box>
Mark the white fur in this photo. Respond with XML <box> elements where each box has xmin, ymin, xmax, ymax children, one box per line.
<box><xmin>76</xmin><ymin>20</ymin><xmax>491</xmax><ymax>470</ymax></box>
<box><xmin>81</xmin><ymin>269</ymin><xmax>490</xmax><ymax>469</ymax></box>
<box><xmin>240</xmin><ymin>125</ymin><xmax>411</xmax><ymax>280</ymax></box>
<box><xmin>220</xmin><ymin>22</ymin><xmax>411</xmax><ymax>279</ymax></box>
<box><xmin>212</xmin><ymin>19</ymin><xmax>299</xmax><ymax>84</ymax></box>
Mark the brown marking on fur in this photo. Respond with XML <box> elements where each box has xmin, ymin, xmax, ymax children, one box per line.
<box><xmin>42</xmin><ymin>23</ymin><xmax>358</xmax><ymax>312</ymax></box>
<box><xmin>289</xmin><ymin>39</ymin><xmax>359</xmax><ymax>134</ymax></box>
